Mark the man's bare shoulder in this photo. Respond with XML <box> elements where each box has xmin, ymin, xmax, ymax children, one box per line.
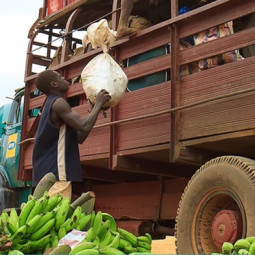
<box><xmin>51</xmin><ymin>97</ymin><xmax>71</xmax><ymax>113</ymax></box>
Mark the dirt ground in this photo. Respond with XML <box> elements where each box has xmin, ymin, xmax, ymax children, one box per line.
<box><xmin>151</xmin><ymin>236</ymin><xmax>176</xmax><ymax>254</ymax></box>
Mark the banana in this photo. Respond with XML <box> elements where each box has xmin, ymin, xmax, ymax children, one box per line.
<box><xmin>85</xmin><ymin>228</ymin><xmax>94</xmax><ymax>242</ymax></box>
<box><xmin>89</xmin><ymin>211</ymin><xmax>96</xmax><ymax>229</ymax></box>
<box><xmin>145</xmin><ymin>233</ymin><xmax>152</xmax><ymax>244</ymax></box>
<box><xmin>238</xmin><ymin>248</ymin><xmax>249</xmax><ymax>255</ymax></box>
<box><xmin>76</xmin><ymin>249</ymin><xmax>99</xmax><ymax>255</ymax></box>
<box><xmin>9</xmin><ymin>209</ymin><xmax>19</xmax><ymax>229</ymax></box>
<box><xmin>70</xmin><ymin>242</ymin><xmax>97</xmax><ymax>255</ymax></box>
<box><xmin>222</xmin><ymin>242</ymin><xmax>234</xmax><ymax>254</ymax></box>
<box><xmin>8</xmin><ymin>250</ymin><xmax>24</xmax><ymax>255</ymax></box>
<box><xmin>100</xmin><ymin>229</ymin><xmax>112</xmax><ymax>247</ymax></box>
<box><xmin>118</xmin><ymin>238</ymin><xmax>131</xmax><ymax>249</ymax></box>
<box><xmin>58</xmin><ymin>226</ymin><xmax>66</xmax><ymax>240</ymax></box>
<box><xmin>234</xmin><ymin>239</ymin><xmax>250</xmax><ymax>252</ymax></box>
<box><xmin>55</xmin><ymin>197</ymin><xmax>70</xmax><ymax>230</ymax></box>
<box><xmin>118</xmin><ymin>228</ymin><xmax>137</xmax><ymax>247</ymax></box>
<box><xmin>124</xmin><ymin>243</ymin><xmax>135</xmax><ymax>254</ymax></box>
<box><xmin>26</xmin><ymin>197</ymin><xmax>47</xmax><ymax>223</ymax></box>
<box><xmin>26</xmin><ymin>214</ymin><xmax>42</xmax><ymax>234</ymax></box>
<box><xmin>44</xmin><ymin>242</ymin><xmax>51</xmax><ymax>253</ymax></box>
<box><xmin>30</xmin><ymin>211</ymin><xmax>56</xmax><ymax>234</ymax></box>
<box><xmin>137</xmin><ymin>241</ymin><xmax>151</xmax><ymax>250</ymax></box>
<box><xmin>63</xmin><ymin>218</ymin><xmax>73</xmax><ymax>232</ymax></box>
<box><xmin>42</xmin><ymin>195</ymin><xmax>59</xmax><ymax>213</ymax></box>
<box><xmin>137</xmin><ymin>236</ymin><xmax>151</xmax><ymax>244</ymax></box>
<box><xmin>98</xmin><ymin>220</ymin><xmax>111</xmax><ymax>240</ymax></box>
<box><xmin>246</xmin><ymin>237</ymin><xmax>255</xmax><ymax>244</ymax></box>
<box><xmin>93</xmin><ymin>236</ymin><xmax>100</xmax><ymax>246</ymax></box>
<box><xmin>7</xmin><ymin>222</ymin><xmax>17</xmax><ymax>235</ymax></box>
<box><xmin>30</xmin><ymin>234</ymin><xmax>52</xmax><ymax>251</ymax></box>
<box><xmin>19</xmin><ymin>241</ymin><xmax>33</xmax><ymax>254</ymax></box>
<box><xmin>11</xmin><ymin>225</ymin><xmax>28</xmax><ymax>244</ymax></box>
<box><xmin>108</xmin><ymin>232</ymin><xmax>120</xmax><ymax>249</ymax></box>
<box><xmin>99</xmin><ymin>247</ymin><xmax>125</xmax><ymax>255</ymax></box>
<box><xmin>102</xmin><ymin>213</ymin><xmax>117</xmax><ymax>232</ymax></box>
<box><xmin>137</xmin><ymin>247</ymin><xmax>151</xmax><ymax>253</ymax></box>
<box><xmin>51</xmin><ymin>235</ymin><xmax>59</xmax><ymax>249</ymax></box>
<box><xmin>71</xmin><ymin>206</ymin><xmax>82</xmax><ymax>223</ymax></box>
<box><xmin>78</xmin><ymin>214</ymin><xmax>91</xmax><ymax>231</ymax></box>
<box><xmin>91</xmin><ymin>211</ymin><xmax>102</xmax><ymax>240</ymax></box>
<box><xmin>249</xmin><ymin>242</ymin><xmax>255</xmax><ymax>254</ymax></box>
<box><xmin>18</xmin><ymin>199</ymin><xmax>36</xmax><ymax>227</ymax></box>
<box><xmin>50</xmin><ymin>227</ymin><xmax>57</xmax><ymax>236</ymax></box>
<box><xmin>30</xmin><ymin>218</ymin><xmax>55</xmax><ymax>241</ymax></box>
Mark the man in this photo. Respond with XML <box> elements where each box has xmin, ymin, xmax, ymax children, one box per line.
<box><xmin>117</xmin><ymin>0</ymin><xmax>158</xmax><ymax>38</ymax></box>
<box><xmin>32</xmin><ymin>70</ymin><xmax>111</xmax><ymax>187</ymax></box>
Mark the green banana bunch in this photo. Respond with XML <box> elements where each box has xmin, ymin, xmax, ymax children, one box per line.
<box><xmin>70</xmin><ymin>241</ymin><xmax>97</xmax><ymax>255</ymax></box>
<box><xmin>55</xmin><ymin>197</ymin><xmax>70</xmax><ymax>230</ymax></box>
<box><xmin>77</xmin><ymin>214</ymin><xmax>91</xmax><ymax>231</ymax></box>
<box><xmin>108</xmin><ymin>232</ymin><xmax>120</xmax><ymax>249</ymax></box>
<box><xmin>137</xmin><ymin>241</ymin><xmax>151</xmax><ymax>251</ymax></box>
<box><xmin>26</xmin><ymin>214</ymin><xmax>41</xmax><ymax>234</ymax></box>
<box><xmin>98</xmin><ymin>220</ymin><xmax>111</xmax><ymax>240</ymax></box>
<box><xmin>51</xmin><ymin>235</ymin><xmax>59</xmax><ymax>249</ymax></box>
<box><xmin>118</xmin><ymin>228</ymin><xmax>138</xmax><ymax>247</ymax></box>
<box><xmin>100</xmin><ymin>229</ymin><xmax>113</xmax><ymax>246</ymax></box>
<box><xmin>30</xmin><ymin>211</ymin><xmax>56</xmax><ymax>234</ymax></box>
<box><xmin>18</xmin><ymin>199</ymin><xmax>36</xmax><ymax>227</ymax></box>
<box><xmin>11</xmin><ymin>225</ymin><xmax>28</xmax><ymax>245</ymax></box>
<box><xmin>25</xmin><ymin>196</ymin><xmax>48</xmax><ymax>224</ymax></box>
<box><xmin>29</xmin><ymin>234</ymin><xmax>52</xmax><ymax>251</ymax></box>
<box><xmin>30</xmin><ymin>218</ymin><xmax>55</xmax><ymax>241</ymax></box>
<box><xmin>58</xmin><ymin>226</ymin><xmax>66</xmax><ymax>240</ymax></box>
<box><xmin>76</xmin><ymin>248</ymin><xmax>99</xmax><ymax>255</ymax></box>
<box><xmin>91</xmin><ymin>211</ymin><xmax>102</xmax><ymax>240</ymax></box>
<box><xmin>102</xmin><ymin>213</ymin><xmax>117</xmax><ymax>232</ymax></box>
<box><xmin>99</xmin><ymin>247</ymin><xmax>125</xmax><ymax>254</ymax></box>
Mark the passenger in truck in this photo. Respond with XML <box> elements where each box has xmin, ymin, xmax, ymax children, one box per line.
<box><xmin>117</xmin><ymin>0</ymin><xmax>158</xmax><ymax>38</ymax></box>
<box><xmin>32</xmin><ymin>70</ymin><xmax>111</xmax><ymax>193</ymax></box>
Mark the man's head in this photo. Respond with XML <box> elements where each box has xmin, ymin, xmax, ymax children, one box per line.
<box><xmin>35</xmin><ymin>70</ymin><xmax>69</xmax><ymax>95</ymax></box>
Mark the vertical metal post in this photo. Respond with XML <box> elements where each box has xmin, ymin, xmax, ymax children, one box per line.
<box><xmin>109</xmin><ymin>0</ymin><xmax>121</xmax><ymax>170</ymax></box>
<box><xmin>170</xmin><ymin>0</ymin><xmax>180</xmax><ymax>162</ymax></box>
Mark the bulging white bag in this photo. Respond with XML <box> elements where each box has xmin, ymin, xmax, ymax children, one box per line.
<box><xmin>81</xmin><ymin>19</ymin><xmax>128</xmax><ymax>108</ymax></box>
<box><xmin>81</xmin><ymin>53</ymin><xmax>128</xmax><ymax>108</ymax></box>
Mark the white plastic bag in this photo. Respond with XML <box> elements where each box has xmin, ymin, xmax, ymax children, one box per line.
<box><xmin>81</xmin><ymin>53</ymin><xmax>128</xmax><ymax>108</ymax></box>
<box><xmin>82</xmin><ymin>19</ymin><xmax>117</xmax><ymax>53</ymax></box>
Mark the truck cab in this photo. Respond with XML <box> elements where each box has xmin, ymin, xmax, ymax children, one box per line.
<box><xmin>0</xmin><ymin>88</ymin><xmax>31</xmax><ymax>211</ymax></box>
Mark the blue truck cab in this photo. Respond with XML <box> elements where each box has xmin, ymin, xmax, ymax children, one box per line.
<box><xmin>0</xmin><ymin>88</ymin><xmax>32</xmax><ymax>211</ymax></box>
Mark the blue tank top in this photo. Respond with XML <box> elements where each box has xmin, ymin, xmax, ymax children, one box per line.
<box><xmin>32</xmin><ymin>95</ymin><xmax>82</xmax><ymax>185</ymax></box>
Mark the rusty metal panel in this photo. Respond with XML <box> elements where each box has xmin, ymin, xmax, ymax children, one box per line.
<box><xmin>180</xmin><ymin>57</ymin><xmax>255</xmax><ymax>140</ymax></box>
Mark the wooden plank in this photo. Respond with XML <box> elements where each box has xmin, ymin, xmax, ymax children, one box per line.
<box><xmin>180</xmin><ymin>27</ymin><xmax>255</xmax><ymax>65</ymax></box>
<box><xmin>180</xmin><ymin>57</ymin><xmax>255</xmax><ymax>140</ymax></box>
<box><xmin>123</xmin><ymin>54</ymin><xmax>171</xmax><ymax>80</ymax></box>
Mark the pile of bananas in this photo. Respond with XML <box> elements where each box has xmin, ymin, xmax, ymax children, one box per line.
<box><xmin>212</xmin><ymin>237</ymin><xmax>255</xmax><ymax>255</ymax></box>
<box><xmin>0</xmin><ymin>192</ymin><xmax>152</xmax><ymax>255</ymax></box>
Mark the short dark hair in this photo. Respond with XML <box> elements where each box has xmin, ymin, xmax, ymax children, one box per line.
<box><xmin>35</xmin><ymin>70</ymin><xmax>59</xmax><ymax>94</ymax></box>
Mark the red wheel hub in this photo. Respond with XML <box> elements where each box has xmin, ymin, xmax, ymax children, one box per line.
<box><xmin>211</xmin><ymin>210</ymin><xmax>242</xmax><ymax>248</ymax></box>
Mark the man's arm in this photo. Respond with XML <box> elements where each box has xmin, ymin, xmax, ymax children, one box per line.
<box><xmin>52</xmin><ymin>90</ymin><xmax>111</xmax><ymax>144</ymax></box>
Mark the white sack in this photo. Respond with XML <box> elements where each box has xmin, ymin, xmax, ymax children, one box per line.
<box><xmin>81</xmin><ymin>53</ymin><xmax>128</xmax><ymax>108</ymax></box>
<box><xmin>82</xmin><ymin>19</ymin><xmax>117</xmax><ymax>53</ymax></box>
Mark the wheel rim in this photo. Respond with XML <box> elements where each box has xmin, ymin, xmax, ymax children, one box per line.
<box><xmin>191</xmin><ymin>187</ymin><xmax>246</xmax><ymax>254</ymax></box>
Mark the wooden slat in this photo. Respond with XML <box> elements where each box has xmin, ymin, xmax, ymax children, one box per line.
<box><xmin>123</xmin><ymin>54</ymin><xmax>171</xmax><ymax>80</ymax></box>
<box><xmin>180</xmin><ymin>27</ymin><xmax>255</xmax><ymax>65</ymax></box>
<box><xmin>180</xmin><ymin>57</ymin><xmax>255</xmax><ymax>140</ymax></box>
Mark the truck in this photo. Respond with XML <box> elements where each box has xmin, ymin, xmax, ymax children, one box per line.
<box><xmin>0</xmin><ymin>88</ymin><xmax>32</xmax><ymax>211</ymax></box>
<box><xmin>18</xmin><ymin>0</ymin><xmax>255</xmax><ymax>253</ymax></box>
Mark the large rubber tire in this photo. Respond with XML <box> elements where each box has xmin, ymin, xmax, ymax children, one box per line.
<box><xmin>175</xmin><ymin>156</ymin><xmax>255</xmax><ymax>254</ymax></box>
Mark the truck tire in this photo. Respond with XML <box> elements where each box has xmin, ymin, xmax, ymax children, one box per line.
<box><xmin>175</xmin><ymin>156</ymin><xmax>255</xmax><ymax>254</ymax></box>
